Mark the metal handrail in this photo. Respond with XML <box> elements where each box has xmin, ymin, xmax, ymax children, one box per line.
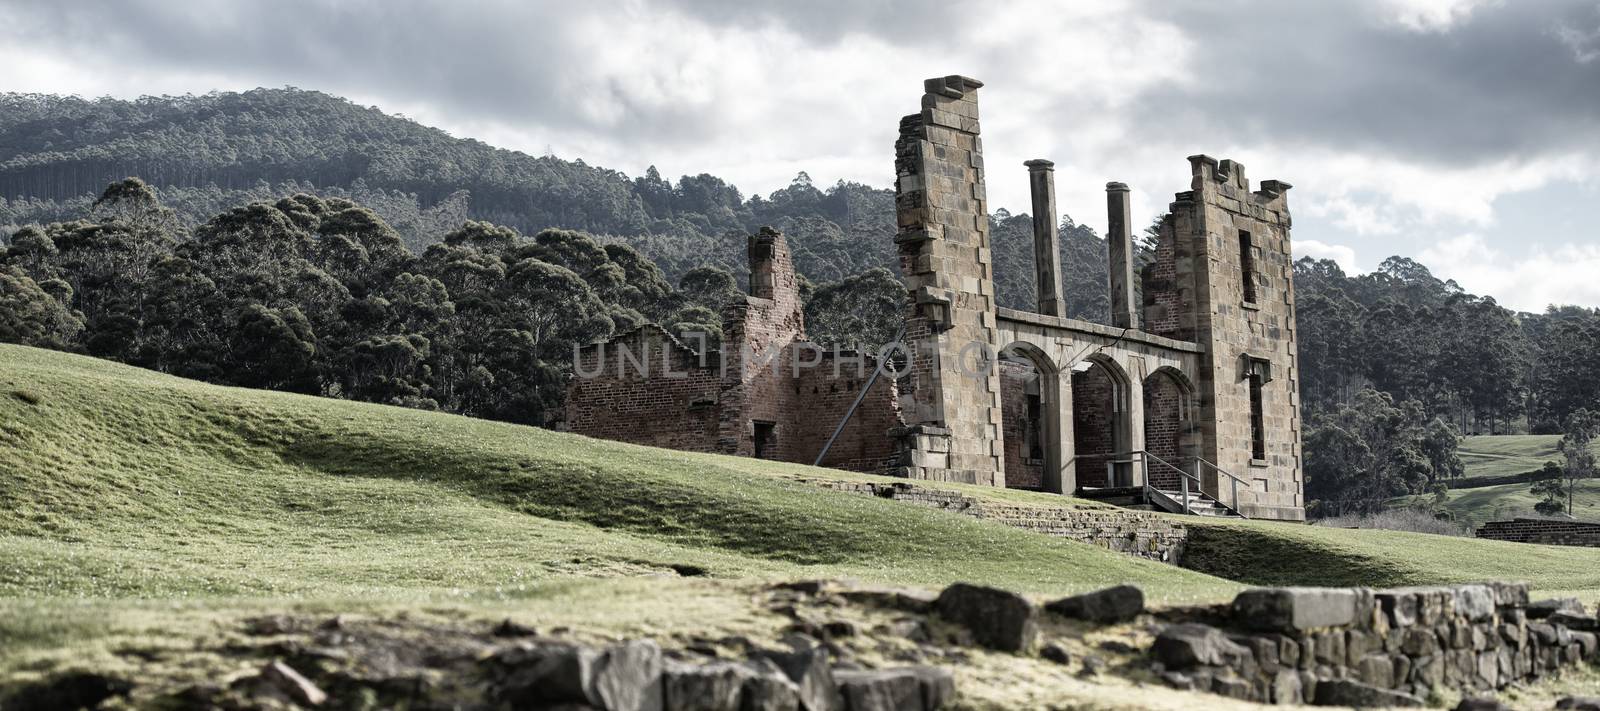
<box><xmin>1062</xmin><ymin>450</ymin><xmax>1251</xmax><ymax>518</ymax></box>
<box><xmin>1193</xmin><ymin>456</ymin><xmax>1253</xmax><ymax>487</ymax></box>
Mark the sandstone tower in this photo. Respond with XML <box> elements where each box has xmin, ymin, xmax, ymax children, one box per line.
<box><xmin>890</xmin><ymin>75</ymin><xmax>1304</xmax><ymax>520</ymax></box>
<box><xmin>1139</xmin><ymin>158</ymin><xmax>1303</xmax><ymax>519</ymax></box>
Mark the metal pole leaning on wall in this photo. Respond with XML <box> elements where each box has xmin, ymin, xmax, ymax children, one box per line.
<box><xmin>813</xmin><ymin>323</ymin><xmax>908</xmax><ymax>467</ymax></box>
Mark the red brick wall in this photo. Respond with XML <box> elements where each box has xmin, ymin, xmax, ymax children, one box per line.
<box><xmin>1000</xmin><ymin>359</ymin><xmax>1045</xmax><ymax>490</ymax></box>
<box><xmin>1141</xmin><ymin>215</ymin><xmax>1185</xmax><ymax>340</ymax></box>
<box><xmin>566</xmin><ymin>327</ymin><xmax>722</xmax><ymax>453</ymax></box>
<box><xmin>1144</xmin><ymin>372</ymin><xmax>1185</xmax><ymax>489</ymax></box>
<box><xmin>1476</xmin><ymin>518</ymin><xmax>1600</xmax><ymax>547</ymax></box>
<box><xmin>1073</xmin><ymin>365</ymin><xmax>1118</xmax><ymax>488</ymax></box>
<box><xmin>789</xmin><ymin>349</ymin><xmax>904</xmax><ymax>472</ymax></box>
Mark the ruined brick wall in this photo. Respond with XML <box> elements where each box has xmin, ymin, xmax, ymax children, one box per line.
<box><xmin>1141</xmin><ymin>215</ymin><xmax>1185</xmax><ymax>339</ymax></box>
<box><xmin>1143</xmin><ymin>372</ymin><xmax>1185</xmax><ymax>489</ymax></box>
<box><xmin>719</xmin><ymin>229</ymin><xmax>809</xmax><ymax>459</ymax></box>
<box><xmin>565</xmin><ymin>228</ymin><xmax>905</xmax><ymax>474</ymax></box>
<box><xmin>1155</xmin><ymin>157</ymin><xmax>1303</xmax><ymax>520</ymax></box>
<box><xmin>566</xmin><ymin>327</ymin><xmax>722</xmax><ymax>453</ymax></box>
<box><xmin>999</xmin><ymin>359</ymin><xmax>1045</xmax><ymax>490</ymax></box>
<box><xmin>1477</xmin><ymin>518</ymin><xmax>1600</xmax><ymax>547</ymax></box>
<box><xmin>1072</xmin><ymin>365</ymin><xmax>1118</xmax><ymax>488</ymax></box>
<box><xmin>787</xmin><ymin>350</ymin><xmax>904</xmax><ymax>473</ymax></box>
<box><xmin>892</xmin><ymin>75</ymin><xmax>1004</xmax><ymax>486</ymax></box>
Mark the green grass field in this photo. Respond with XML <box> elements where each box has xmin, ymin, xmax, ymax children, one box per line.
<box><xmin>1393</xmin><ymin>434</ymin><xmax>1600</xmax><ymax>526</ymax></box>
<box><xmin>1457</xmin><ymin>434</ymin><xmax>1566</xmax><ymax>479</ymax></box>
<box><xmin>9</xmin><ymin>343</ymin><xmax>1600</xmax><ymax>705</ymax></box>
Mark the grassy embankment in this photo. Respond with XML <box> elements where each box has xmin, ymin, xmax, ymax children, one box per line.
<box><xmin>8</xmin><ymin>343</ymin><xmax>1600</xmax><ymax>701</ymax></box>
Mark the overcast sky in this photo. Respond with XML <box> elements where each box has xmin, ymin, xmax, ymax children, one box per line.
<box><xmin>2</xmin><ymin>0</ymin><xmax>1598</xmax><ymax>311</ymax></box>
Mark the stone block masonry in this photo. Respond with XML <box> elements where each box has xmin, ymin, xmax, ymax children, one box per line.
<box><xmin>1477</xmin><ymin>518</ymin><xmax>1600</xmax><ymax>547</ymax></box>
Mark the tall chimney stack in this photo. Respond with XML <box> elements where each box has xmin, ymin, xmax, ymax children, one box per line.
<box><xmin>1025</xmin><ymin>160</ymin><xmax>1066</xmax><ymax>317</ymax></box>
<box><xmin>1106</xmin><ymin>182</ymin><xmax>1138</xmax><ymax>329</ymax></box>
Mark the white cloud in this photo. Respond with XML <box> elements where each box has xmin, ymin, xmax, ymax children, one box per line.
<box><xmin>1297</xmin><ymin>240</ymin><xmax>1360</xmax><ymax>273</ymax></box>
<box><xmin>1557</xmin><ymin>18</ymin><xmax>1600</xmax><ymax>63</ymax></box>
<box><xmin>1378</xmin><ymin>0</ymin><xmax>1502</xmax><ymax>31</ymax></box>
<box><xmin>1419</xmin><ymin>234</ymin><xmax>1600</xmax><ymax>311</ymax></box>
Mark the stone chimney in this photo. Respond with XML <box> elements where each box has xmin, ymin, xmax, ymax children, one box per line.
<box><xmin>1026</xmin><ymin>159</ymin><xmax>1066</xmax><ymax>317</ymax></box>
<box><xmin>748</xmin><ymin>226</ymin><xmax>796</xmax><ymax>302</ymax></box>
<box><xmin>1106</xmin><ymin>182</ymin><xmax>1138</xmax><ymax>329</ymax></box>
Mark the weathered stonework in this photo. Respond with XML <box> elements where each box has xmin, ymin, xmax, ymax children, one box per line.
<box><xmin>892</xmin><ymin>75</ymin><xmax>1005</xmax><ymax>487</ymax></box>
<box><xmin>1155</xmin><ymin>583</ymin><xmax>1597</xmax><ymax>706</ymax></box>
<box><xmin>568</xmin><ymin>75</ymin><xmax>1305</xmax><ymax>522</ymax></box>
<box><xmin>1141</xmin><ymin>158</ymin><xmax>1303</xmax><ymax>519</ymax></box>
<box><xmin>800</xmin><ymin>477</ymin><xmax>1187</xmax><ymax>563</ymax></box>
<box><xmin>892</xmin><ymin>76</ymin><xmax>1304</xmax><ymax>520</ymax></box>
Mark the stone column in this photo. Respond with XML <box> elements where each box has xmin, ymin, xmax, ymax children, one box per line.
<box><xmin>1106</xmin><ymin>182</ymin><xmax>1138</xmax><ymax>330</ymax></box>
<box><xmin>1025</xmin><ymin>159</ymin><xmax>1066</xmax><ymax>317</ymax></box>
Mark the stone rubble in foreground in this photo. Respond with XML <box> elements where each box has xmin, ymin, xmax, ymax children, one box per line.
<box><xmin>5</xmin><ymin>579</ymin><xmax>1600</xmax><ymax>710</ymax></box>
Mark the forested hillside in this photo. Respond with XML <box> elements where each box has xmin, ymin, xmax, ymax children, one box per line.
<box><xmin>5</xmin><ymin>87</ymin><xmax>1600</xmax><ymax>516</ymax></box>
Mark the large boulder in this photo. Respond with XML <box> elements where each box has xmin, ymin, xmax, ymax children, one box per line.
<box><xmin>592</xmin><ymin>640</ymin><xmax>665</xmax><ymax>711</ymax></box>
<box><xmin>1313</xmin><ymin>679</ymin><xmax>1424</xmax><ymax>708</ymax></box>
<box><xmin>1528</xmin><ymin>598</ymin><xmax>1586</xmax><ymax>620</ymax></box>
<box><xmin>750</xmin><ymin>636</ymin><xmax>844</xmax><ymax>711</ymax></box>
<box><xmin>832</xmin><ymin>667</ymin><xmax>954</xmax><ymax>711</ymax></box>
<box><xmin>491</xmin><ymin>641</ymin><xmax>603</xmax><ymax>706</ymax></box>
<box><xmin>1151</xmin><ymin>624</ymin><xmax>1250</xmax><ymax>670</ymax></box>
<box><xmin>1044</xmin><ymin>585</ymin><xmax>1145</xmax><ymax>624</ymax></box>
<box><xmin>663</xmin><ymin>660</ymin><xmax>800</xmax><ymax>711</ymax></box>
<box><xmin>664</xmin><ymin>662</ymin><xmax>751</xmax><ymax>711</ymax></box>
<box><xmin>1233</xmin><ymin>587</ymin><xmax>1360</xmax><ymax>632</ymax></box>
<box><xmin>932</xmin><ymin>583</ymin><xmax>1038</xmax><ymax>652</ymax></box>
<box><xmin>1549</xmin><ymin>611</ymin><xmax>1599</xmax><ymax>632</ymax></box>
<box><xmin>491</xmin><ymin>639</ymin><xmax>663</xmax><ymax>711</ymax></box>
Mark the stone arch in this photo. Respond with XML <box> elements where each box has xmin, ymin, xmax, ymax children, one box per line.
<box><xmin>1070</xmin><ymin>353</ymin><xmax>1133</xmax><ymax>489</ymax></box>
<box><xmin>997</xmin><ymin>342</ymin><xmax>1060</xmax><ymax>491</ymax></box>
<box><xmin>1143</xmin><ymin>366</ymin><xmax>1197</xmax><ymax>490</ymax></box>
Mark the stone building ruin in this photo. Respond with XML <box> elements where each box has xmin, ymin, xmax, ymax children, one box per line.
<box><xmin>565</xmin><ymin>75</ymin><xmax>1305</xmax><ymax>521</ymax></box>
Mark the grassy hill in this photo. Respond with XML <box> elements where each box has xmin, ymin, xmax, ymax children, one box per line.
<box><xmin>0</xmin><ymin>344</ymin><xmax>1232</xmax><ymax>629</ymax></box>
<box><xmin>1458</xmin><ymin>434</ymin><xmax>1566</xmax><ymax>478</ymax></box>
<box><xmin>10</xmin><ymin>343</ymin><xmax>1600</xmax><ymax>705</ymax></box>
<box><xmin>1387</xmin><ymin>434</ymin><xmax>1600</xmax><ymax>526</ymax></box>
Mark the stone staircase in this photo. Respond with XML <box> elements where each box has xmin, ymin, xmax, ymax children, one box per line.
<box><xmin>1144</xmin><ymin>487</ymin><xmax>1243</xmax><ymax>518</ymax></box>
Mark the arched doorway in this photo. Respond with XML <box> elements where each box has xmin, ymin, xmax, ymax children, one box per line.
<box><xmin>998</xmin><ymin>343</ymin><xmax>1059</xmax><ymax>491</ymax></box>
<box><xmin>1070</xmin><ymin>354</ymin><xmax>1132</xmax><ymax>489</ymax></box>
<box><xmin>1143</xmin><ymin>366</ymin><xmax>1196</xmax><ymax>490</ymax></box>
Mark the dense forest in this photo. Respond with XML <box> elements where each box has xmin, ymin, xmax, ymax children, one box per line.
<box><xmin>4</xmin><ymin>88</ymin><xmax>1599</xmax><ymax>516</ymax></box>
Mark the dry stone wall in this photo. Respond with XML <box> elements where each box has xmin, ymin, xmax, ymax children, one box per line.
<box><xmin>1154</xmin><ymin>583</ymin><xmax>1598</xmax><ymax>706</ymax></box>
<box><xmin>803</xmin><ymin>478</ymin><xmax>1186</xmax><ymax>563</ymax></box>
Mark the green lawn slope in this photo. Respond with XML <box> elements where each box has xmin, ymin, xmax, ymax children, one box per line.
<box><xmin>1458</xmin><ymin>434</ymin><xmax>1566</xmax><ymax>479</ymax></box>
<box><xmin>0</xmin><ymin>343</ymin><xmax>1229</xmax><ymax>609</ymax></box>
<box><xmin>9</xmin><ymin>342</ymin><xmax>1600</xmax><ymax>665</ymax></box>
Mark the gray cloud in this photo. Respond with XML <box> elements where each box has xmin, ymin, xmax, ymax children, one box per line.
<box><xmin>0</xmin><ymin>0</ymin><xmax>727</xmax><ymax>146</ymax></box>
<box><xmin>1131</xmin><ymin>0</ymin><xmax>1600</xmax><ymax>167</ymax></box>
